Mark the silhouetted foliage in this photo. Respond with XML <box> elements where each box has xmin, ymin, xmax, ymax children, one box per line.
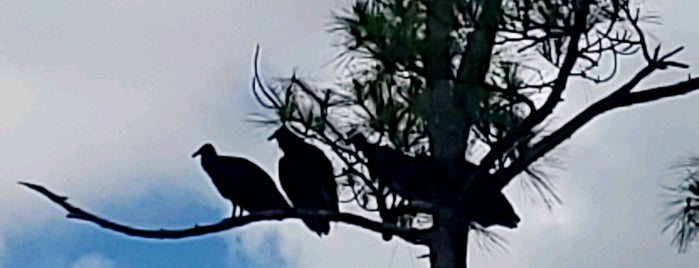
<box><xmin>664</xmin><ymin>156</ymin><xmax>699</xmax><ymax>252</ymax></box>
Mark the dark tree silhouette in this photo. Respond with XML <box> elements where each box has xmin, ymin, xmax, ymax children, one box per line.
<box><xmin>192</xmin><ymin>143</ymin><xmax>290</xmax><ymax>216</ymax></box>
<box><xmin>21</xmin><ymin>1</ymin><xmax>699</xmax><ymax>267</ymax></box>
<box><xmin>269</xmin><ymin>126</ymin><xmax>340</xmax><ymax>236</ymax></box>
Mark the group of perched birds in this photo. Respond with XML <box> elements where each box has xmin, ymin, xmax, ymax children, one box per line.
<box><xmin>192</xmin><ymin>126</ymin><xmax>338</xmax><ymax>236</ymax></box>
<box><xmin>192</xmin><ymin>125</ymin><xmax>519</xmax><ymax>238</ymax></box>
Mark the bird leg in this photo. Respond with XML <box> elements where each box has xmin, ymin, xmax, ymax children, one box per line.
<box><xmin>231</xmin><ymin>204</ymin><xmax>241</xmax><ymax>218</ymax></box>
<box><xmin>391</xmin><ymin>193</ymin><xmax>404</xmax><ymax>209</ymax></box>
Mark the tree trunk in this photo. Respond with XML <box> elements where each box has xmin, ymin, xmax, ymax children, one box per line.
<box><xmin>420</xmin><ymin>1</ymin><xmax>492</xmax><ymax>267</ymax></box>
<box><xmin>429</xmin><ymin>206</ymin><xmax>469</xmax><ymax>268</ymax></box>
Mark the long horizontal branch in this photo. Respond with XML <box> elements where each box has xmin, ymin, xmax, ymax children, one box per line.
<box><xmin>496</xmin><ymin>77</ymin><xmax>699</xmax><ymax>186</ymax></box>
<box><xmin>19</xmin><ymin>182</ymin><xmax>431</xmax><ymax>244</ymax></box>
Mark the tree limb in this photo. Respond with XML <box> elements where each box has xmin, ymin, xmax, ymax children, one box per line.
<box><xmin>619</xmin><ymin>78</ymin><xmax>699</xmax><ymax>106</ymax></box>
<box><xmin>454</xmin><ymin>0</ymin><xmax>503</xmax><ymax>129</ymax></box>
<box><xmin>19</xmin><ymin>181</ymin><xmax>431</xmax><ymax>244</ymax></box>
<box><xmin>496</xmin><ymin>77</ymin><xmax>699</xmax><ymax>186</ymax></box>
<box><xmin>481</xmin><ymin>1</ymin><xmax>592</xmax><ymax>169</ymax></box>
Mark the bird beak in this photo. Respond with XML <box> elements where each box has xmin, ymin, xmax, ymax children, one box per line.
<box><xmin>192</xmin><ymin>149</ymin><xmax>201</xmax><ymax>158</ymax></box>
<box><xmin>267</xmin><ymin>132</ymin><xmax>277</xmax><ymax>141</ymax></box>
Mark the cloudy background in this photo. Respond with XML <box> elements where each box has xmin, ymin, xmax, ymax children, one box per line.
<box><xmin>1</xmin><ymin>0</ymin><xmax>699</xmax><ymax>267</ymax></box>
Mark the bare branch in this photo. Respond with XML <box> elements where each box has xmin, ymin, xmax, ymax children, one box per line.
<box><xmin>497</xmin><ymin>76</ymin><xmax>699</xmax><ymax>186</ymax></box>
<box><xmin>619</xmin><ymin>77</ymin><xmax>699</xmax><ymax>106</ymax></box>
<box><xmin>252</xmin><ymin>46</ymin><xmax>283</xmax><ymax>109</ymax></box>
<box><xmin>19</xmin><ymin>181</ymin><xmax>431</xmax><ymax>244</ymax></box>
<box><xmin>481</xmin><ymin>1</ymin><xmax>592</xmax><ymax>171</ymax></box>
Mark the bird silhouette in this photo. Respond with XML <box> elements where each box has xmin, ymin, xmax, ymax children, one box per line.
<box><xmin>269</xmin><ymin>126</ymin><xmax>339</xmax><ymax>236</ymax></box>
<box><xmin>192</xmin><ymin>143</ymin><xmax>290</xmax><ymax>217</ymax></box>
<box><xmin>349</xmin><ymin>134</ymin><xmax>432</xmax><ymax>202</ymax></box>
<box><xmin>349</xmin><ymin>133</ymin><xmax>519</xmax><ymax>229</ymax></box>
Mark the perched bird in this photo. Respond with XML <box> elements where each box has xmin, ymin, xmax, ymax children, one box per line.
<box><xmin>269</xmin><ymin>126</ymin><xmax>339</xmax><ymax>236</ymax></box>
<box><xmin>349</xmin><ymin>134</ymin><xmax>432</xmax><ymax>202</ymax></box>
<box><xmin>348</xmin><ymin>133</ymin><xmax>431</xmax><ymax>240</ymax></box>
<box><xmin>349</xmin><ymin>133</ymin><xmax>519</xmax><ymax>229</ymax></box>
<box><xmin>192</xmin><ymin>143</ymin><xmax>290</xmax><ymax>217</ymax></box>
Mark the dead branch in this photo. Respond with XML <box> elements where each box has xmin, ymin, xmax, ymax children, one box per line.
<box><xmin>19</xmin><ymin>181</ymin><xmax>431</xmax><ymax>244</ymax></box>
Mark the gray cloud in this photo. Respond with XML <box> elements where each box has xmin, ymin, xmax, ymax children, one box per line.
<box><xmin>2</xmin><ymin>0</ymin><xmax>699</xmax><ymax>267</ymax></box>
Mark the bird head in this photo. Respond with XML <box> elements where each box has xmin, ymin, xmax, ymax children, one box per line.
<box><xmin>192</xmin><ymin>143</ymin><xmax>216</xmax><ymax>158</ymax></box>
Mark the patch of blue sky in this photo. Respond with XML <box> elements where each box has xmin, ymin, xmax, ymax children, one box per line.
<box><xmin>3</xmin><ymin>183</ymin><xmax>289</xmax><ymax>268</ymax></box>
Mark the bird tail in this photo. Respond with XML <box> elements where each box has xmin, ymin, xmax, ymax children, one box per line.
<box><xmin>303</xmin><ymin>219</ymin><xmax>331</xmax><ymax>236</ymax></box>
<box><xmin>489</xmin><ymin>193</ymin><xmax>520</xmax><ymax>228</ymax></box>
<box><xmin>469</xmin><ymin>192</ymin><xmax>520</xmax><ymax>228</ymax></box>
<box><xmin>379</xmin><ymin>209</ymin><xmax>397</xmax><ymax>241</ymax></box>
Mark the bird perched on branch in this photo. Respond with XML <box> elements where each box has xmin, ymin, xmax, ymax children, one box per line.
<box><xmin>349</xmin><ymin>133</ymin><xmax>432</xmax><ymax>202</ymax></box>
<box><xmin>348</xmin><ymin>133</ymin><xmax>519</xmax><ymax>229</ymax></box>
<box><xmin>269</xmin><ymin>126</ymin><xmax>339</xmax><ymax>236</ymax></box>
<box><xmin>192</xmin><ymin>143</ymin><xmax>290</xmax><ymax>217</ymax></box>
<box><xmin>348</xmin><ymin>133</ymin><xmax>431</xmax><ymax>241</ymax></box>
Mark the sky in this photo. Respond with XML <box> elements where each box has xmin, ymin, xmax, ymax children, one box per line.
<box><xmin>1</xmin><ymin>0</ymin><xmax>699</xmax><ymax>267</ymax></box>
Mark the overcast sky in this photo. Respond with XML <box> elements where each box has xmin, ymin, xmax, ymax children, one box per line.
<box><xmin>2</xmin><ymin>0</ymin><xmax>699</xmax><ymax>267</ymax></box>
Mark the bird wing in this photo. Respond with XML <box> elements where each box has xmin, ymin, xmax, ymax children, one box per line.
<box><xmin>236</xmin><ymin>158</ymin><xmax>290</xmax><ymax>211</ymax></box>
<box><xmin>316</xmin><ymin>152</ymin><xmax>339</xmax><ymax>212</ymax></box>
<box><xmin>209</xmin><ymin>156</ymin><xmax>289</xmax><ymax>212</ymax></box>
<box><xmin>279</xmin><ymin>154</ymin><xmax>336</xmax><ymax>235</ymax></box>
<box><xmin>278</xmin><ymin>155</ymin><xmax>299</xmax><ymax>205</ymax></box>
<box><xmin>366</xmin><ymin>148</ymin><xmax>432</xmax><ymax>202</ymax></box>
<box><xmin>278</xmin><ymin>147</ymin><xmax>338</xmax><ymax>209</ymax></box>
